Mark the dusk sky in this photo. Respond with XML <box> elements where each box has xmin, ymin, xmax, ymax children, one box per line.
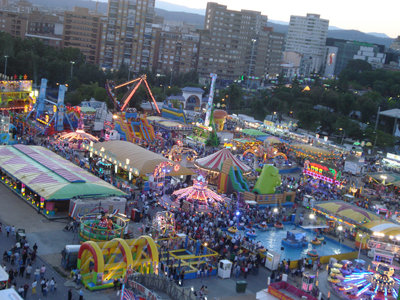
<box><xmin>153</xmin><ymin>0</ymin><xmax>399</xmax><ymax>38</ymax></box>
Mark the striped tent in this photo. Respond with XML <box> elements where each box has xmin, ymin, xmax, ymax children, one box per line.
<box><xmin>195</xmin><ymin>148</ymin><xmax>251</xmax><ymax>174</ymax></box>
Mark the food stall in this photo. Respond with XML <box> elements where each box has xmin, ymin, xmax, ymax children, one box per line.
<box><xmin>0</xmin><ymin>265</ymin><xmax>9</xmax><ymax>289</ymax></box>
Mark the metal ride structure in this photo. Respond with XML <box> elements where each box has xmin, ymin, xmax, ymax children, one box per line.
<box><xmin>167</xmin><ymin>145</ymin><xmax>198</xmax><ymax>162</ymax></box>
<box><xmin>152</xmin><ymin>211</ymin><xmax>176</xmax><ymax>237</ymax></box>
<box><xmin>106</xmin><ymin>75</ymin><xmax>160</xmax><ymax>113</ymax></box>
<box><xmin>26</xmin><ymin>78</ymin><xmax>75</xmax><ymax>133</ymax></box>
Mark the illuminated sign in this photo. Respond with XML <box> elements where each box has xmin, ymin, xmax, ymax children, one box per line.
<box><xmin>303</xmin><ymin>160</ymin><xmax>341</xmax><ymax>185</ymax></box>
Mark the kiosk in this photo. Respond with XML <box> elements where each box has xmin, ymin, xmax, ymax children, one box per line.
<box><xmin>218</xmin><ymin>260</ymin><xmax>232</xmax><ymax>279</ymax></box>
<box><xmin>265</xmin><ymin>250</ymin><xmax>280</xmax><ymax>271</ymax></box>
<box><xmin>0</xmin><ymin>289</ymin><xmax>23</xmax><ymax>299</ymax></box>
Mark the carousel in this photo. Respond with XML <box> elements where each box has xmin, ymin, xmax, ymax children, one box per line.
<box><xmin>172</xmin><ymin>173</ymin><xmax>224</xmax><ymax>211</ymax></box>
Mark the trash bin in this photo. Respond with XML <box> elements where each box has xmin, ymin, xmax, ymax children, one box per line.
<box><xmin>236</xmin><ymin>280</ymin><xmax>247</xmax><ymax>293</ymax></box>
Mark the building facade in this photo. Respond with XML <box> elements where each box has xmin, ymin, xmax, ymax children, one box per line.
<box><xmin>63</xmin><ymin>7</ymin><xmax>102</xmax><ymax>64</ymax></box>
<box><xmin>99</xmin><ymin>0</ymin><xmax>155</xmax><ymax>72</ymax></box>
<box><xmin>285</xmin><ymin>13</ymin><xmax>329</xmax><ymax>76</ymax></box>
<box><xmin>152</xmin><ymin>28</ymin><xmax>199</xmax><ymax>75</ymax></box>
<box><xmin>390</xmin><ymin>36</ymin><xmax>400</xmax><ymax>52</ymax></box>
<box><xmin>324</xmin><ymin>38</ymin><xmax>386</xmax><ymax>76</ymax></box>
<box><xmin>0</xmin><ymin>10</ymin><xmax>28</xmax><ymax>39</ymax></box>
<box><xmin>197</xmin><ymin>2</ymin><xmax>283</xmax><ymax>84</ymax></box>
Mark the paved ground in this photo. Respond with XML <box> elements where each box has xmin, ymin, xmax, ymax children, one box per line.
<box><xmin>0</xmin><ymin>180</ymin><xmax>361</xmax><ymax>300</ymax></box>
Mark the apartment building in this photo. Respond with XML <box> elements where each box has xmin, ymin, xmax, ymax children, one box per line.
<box><xmin>152</xmin><ymin>26</ymin><xmax>199</xmax><ymax>75</ymax></box>
<box><xmin>285</xmin><ymin>13</ymin><xmax>329</xmax><ymax>75</ymax></box>
<box><xmin>0</xmin><ymin>10</ymin><xmax>27</xmax><ymax>39</ymax></box>
<box><xmin>63</xmin><ymin>7</ymin><xmax>102</xmax><ymax>64</ymax></box>
<box><xmin>197</xmin><ymin>2</ymin><xmax>283</xmax><ymax>84</ymax></box>
<box><xmin>99</xmin><ymin>0</ymin><xmax>155</xmax><ymax>72</ymax></box>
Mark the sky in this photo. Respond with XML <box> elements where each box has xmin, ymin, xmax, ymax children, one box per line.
<box><xmin>152</xmin><ymin>0</ymin><xmax>399</xmax><ymax>38</ymax></box>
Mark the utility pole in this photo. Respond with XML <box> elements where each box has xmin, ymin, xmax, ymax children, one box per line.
<box><xmin>373</xmin><ymin>106</ymin><xmax>380</xmax><ymax>149</ymax></box>
<box><xmin>70</xmin><ymin>61</ymin><xmax>75</xmax><ymax>80</ymax></box>
<box><xmin>4</xmin><ymin>55</ymin><xmax>8</xmax><ymax>77</ymax></box>
<box><xmin>247</xmin><ymin>39</ymin><xmax>256</xmax><ymax>89</ymax></box>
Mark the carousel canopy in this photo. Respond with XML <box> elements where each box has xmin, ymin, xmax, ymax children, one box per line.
<box><xmin>90</xmin><ymin>141</ymin><xmax>194</xmax><ymax>176</ymax></box>
<box><xmin>172</xmin><ymin>178</ymin><xmax>223</xmax><ymax>202</ymax></box>
<box><xmin>58</xmin><ymin>130</ymin><xmax>99</xmax><ymax>143</ymax></box>
<box><xmin>195</xmin><ymin>148</ymin><xmax>251</xmax><ymax>174</ymax></box>
<box><xmin>315</xmin><ymin>201</ymin><xmax>380</xmax><ymax>224</ymax></box>
<box><xmin>0</xmin><ymin>145</ymin><xmax>125</xmax><ymax>200</ymax></box>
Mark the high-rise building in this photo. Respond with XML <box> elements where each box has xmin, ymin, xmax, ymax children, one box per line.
<box><xmin>285</xmin><ymin>13</ymin><xmax>329</xmax><ymax>75</ymax></box>
<box><xmin>152</xmin><ymin>27</ymin><xmax>199</xmax><ymax>75</ymax></box>
<box><xmin>63</xmin><ymin>7</ymin><xmax>102</xmax><ymax>64</ymax></box>
<box><xmin>198</xmin><ymin>2</ymin><xmax>282</xmax><ymax>84</ymax></box>
<box><xmin>99</xmin><ymin>0</ymin><xmax>155</xmax><ymax>72</ymax></box>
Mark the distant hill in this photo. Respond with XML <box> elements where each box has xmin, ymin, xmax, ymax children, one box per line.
<box><xmin>154</xmin><ymin>8</ymin><xmax>204</xmax><ymax>27</ymax></box>
<box><xmin>24</xmin><ymin>0</ymin><xmax>394</xmax><ymax>48</ymax></box>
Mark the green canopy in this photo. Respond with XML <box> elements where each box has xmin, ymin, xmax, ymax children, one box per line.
<box><xmin>241</xmin><ymin>129</ymin><xmax>267</xmax><ymax>137</ymax></box>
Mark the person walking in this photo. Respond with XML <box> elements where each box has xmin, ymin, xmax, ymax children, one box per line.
<box><xmin>23</xmin><ymin>283</ymin><xmax>29</xmax><ymax>299</ymax></box>
<box><xmin>31</xmin><ymin>280</ymin><xmax>37</xmax><ymax>296</ymax></box>
<box><xmin>49</xmin><ymin>277</ymin><xmax>55</xmax><ymax>292</ymax></box>
<box><xmin>68</xmin><ymin>288</ymin><xmax>73</xmax><ymax>300</ymax></box>
<box><xmin>40</xmin><ymin>265</ymin><xmax>46</xmax><ymax>279</ymax></box>
<box><xmin>79</xmin><ymin>288</ymin><xmax>84</xmax><ymax>300</ymax></box>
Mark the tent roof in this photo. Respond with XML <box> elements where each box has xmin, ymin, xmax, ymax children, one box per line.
<box><xmin>315</xmin><ymin>201</ymin><xmax>380</xmax><ymax>224</ymax></box>
<box><xmin>362</xmin><ymin>220</ymin><xmax>400</xmax><ymax>238</ymax></box>
<box><xmin>195</xmin><ymin>148</ymin><xmax>251</xmax><ymax>173</ymax></box>
<box><xmin>241</xmin><ymin>128</ymin><xmax>267</xmax><ymax>137</ymax></box>
<box><xmin>380</xmin><ymin>108</ymin><xmax>400</xmax><ymax>119</ymax></box>
<box><xmin>92</xmin><ymin>141</ymin><xmax>194</xmax><ymax>176</ymax></box>
<box><xmin>0</xmin><ymin>145</ymin><xmax>125</xmax><ymax>200</ymax></box>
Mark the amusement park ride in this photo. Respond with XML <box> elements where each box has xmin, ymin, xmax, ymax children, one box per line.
<box><xmin>105</xmin><ymin>75</ymin><xmax>161</xmax><ymax>143</ymax></box>
<box><xmin>27</xmin><ymin>79</ymin><xmax>75</xmax><ymax>134</ymax></box>
<box><xmin>106</xmin><ymin>75</ymin><xmax>160</xmax><ymax>113</ymax></box>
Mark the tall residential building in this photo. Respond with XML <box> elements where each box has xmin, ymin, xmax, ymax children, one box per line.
<box><xmin>25</xmin><ymin>11</ymin><xmax>63</xmax><ymax>48</ymax></box>
<box><xmin>0</xmin><ymin>10</ymin><xmax>27</xmax><ymax>39</ymax></box>
<box><xmin>63</xmin><ymin>7</ymin><xmax>102</xmax><ymax>64</ymax></box>
<box><xmin>99</xmin><ymin>0</ymin><xmax>155</xmax><ymax>72</ymax></box>
<box><xmin>285</xmin><ymin>13</ymin><xmax>329</xmax><ymax>75</ymax></box>
<box><xmin>152</xmin><ymin>28</ymin><xmax>199</xmax><ymax>75</ymax></box>
<box><xmin>198</xmin><ymin>2</ymin><xmax>282</xmax><ymax>84</ymax></box>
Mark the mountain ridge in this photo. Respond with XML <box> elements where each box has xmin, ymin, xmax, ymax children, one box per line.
<box><xmin>21</xmin><ymin>0</ymin><xmax>395</xmax><ymax>48</ymax></box>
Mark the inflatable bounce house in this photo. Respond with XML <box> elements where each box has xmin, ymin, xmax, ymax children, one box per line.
<box><xmin>217</xmin><ymin>158</ymin><xmax>250</xmax><ymax>194</ymax></box>
<box><xmin>161</xmin><ymin>104</ymin><xmax>187</xmax><ymax>124</ymax></box>
<box><xmin>218</xmin><ymin>162</ymin><xmax>295</xmax><ymax>207</ymax></box>
<box><xmin>113</xmin><ymin>112</ymin><xmax>155</xmax><ymax>143</ymax></box>
<box><xmin>76</xmin><ymin>236</ymin><xmax>158</xmax><ymax>290</ymax></box>
<box><xmin>213</xmin><ymin>109</ymin><xmax>228</xmax><ymax>131</ymax></box>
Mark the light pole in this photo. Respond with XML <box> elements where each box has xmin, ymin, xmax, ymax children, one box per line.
<box><xmin>247</xmin><ymin>38</ymin><xmax>257</xmax><ymax>89</ymax></box>
<box><xmin>169</xmin><ymin>68</ymin><xmax>173</xmax><ymax>87</ymax></box>
<box><xmin>128</xmin><ymin>66</ymin><xmax>132</xmax><ymax>81</ymax></box>
<box><xmin>70</xmin><ymin>61</ymin><xmax>75</xmax><ymax>80</ymax></box>
<box><xmin>338</xmin><ymin>128</ymin><xmax>345</xmax><ymax>145</ymax></box>
<box><xmin>4</xmin><ymin>55</ymin><xmax>8</xmax><ymax>77</ymax></box>
<box><xmin>357</xmin><ymin>233</ymin><xmax>366</xmax><ymax>259</ymax></box>
<box><xmin>337</xmin><ymin>225</ymin><xmax>343</xmax><ymax>247</ymax></box>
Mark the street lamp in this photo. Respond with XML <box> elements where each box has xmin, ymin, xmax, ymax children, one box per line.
<box><xmin>70</xmin><ymin>61</ymin><xmax>75</xmax><ymax>79</ymax></box>
<box><xmin>4</xmin><ymin>55</ymin><xmax>8</xmax><ymax>77</ymax></box>
<box><xmin>247</xmin><ymin>38</ymin><xmax>257</xmax><ymax>89</ymax></box>
<box><xmin>338</xmin><ymin>128</ymin><xmax>345</xmax><ymax>145</ymax></box>
<box><xmin>337</xmin><ymin>225</ymin><xmax>343</xmax><ymax>246</ymax></box>
<box><xmin>357</xmin><ymin>233</ymin><xmax>367</xmax><ymax>259</ymax></box>
<box><xmin>128</xmin><ymin>66</ymin><xmax>133</xmax><ymax>81</ymax></box>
